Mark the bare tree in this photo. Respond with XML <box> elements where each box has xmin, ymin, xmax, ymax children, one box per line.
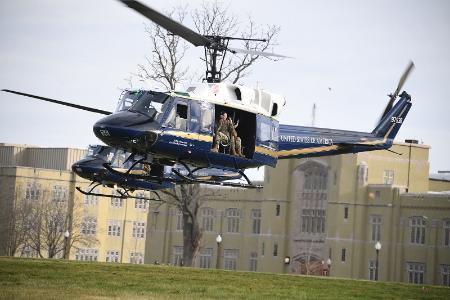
<box><xmin>135</xmin><ymin>6</ymin><xmax>190</xmax><ymax>90</ymax></box>
<box><xmin>192</xmin><ymin>1</ymin><xmax>281</xmax><ymax>84</ymax></box>
<box><xmin>134</xmin><ymin>1</ymin><xmax>281</xmax><ymax>88</ymax></box>
<box><xmin>21</xmin><ymin>187</ymin><xmax>97</xmax><ymax>259</ymax></box>
<box><xmin>159</xmin><ymin>184</ymin><xmax>207</xmax><ymax>267</ymax></box>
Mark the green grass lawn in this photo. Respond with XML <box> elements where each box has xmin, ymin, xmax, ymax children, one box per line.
<box><xmin>0</xmin><ymin>257</ymin><xmax>448</xmax><ymax>299</ymax></box>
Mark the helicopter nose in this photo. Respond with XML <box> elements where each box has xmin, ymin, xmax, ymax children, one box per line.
<box><xmin>93</xmin><ymin>113</ymin><xmax>159</xmax><ymax>152</ymax></box>
<box><xmin>71</xmin><ymin>158</ymin><xmax>105</xmax><ymax>181</ymax></box>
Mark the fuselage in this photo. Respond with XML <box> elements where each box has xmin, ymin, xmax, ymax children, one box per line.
<box><xmin>92</xmin><ymin>86</ymin><xmax>411</xmax><ymax>171</ymax></box>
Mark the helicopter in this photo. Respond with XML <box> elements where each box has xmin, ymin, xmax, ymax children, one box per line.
<box><xmin>2</xmin><ymin>0</ymin><xmax>414</xmax><ymax>194</ymax></box>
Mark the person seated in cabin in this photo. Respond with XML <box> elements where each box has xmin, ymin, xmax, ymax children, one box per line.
<box><xmin>212</xmin><ymin>111</ymin><xmax>230</xmax><ymax>153</ymax></box>
<box><xmin>227</xmin><ymin>117</ymin><xmax>244</xmax><ymax>157</ymax></box>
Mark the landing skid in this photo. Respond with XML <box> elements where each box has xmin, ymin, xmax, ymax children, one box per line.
<box><xmin>76</xmin><ymin>183</ymin><xmax>162</xmax><ymax>202</ymax></box>
<box><xmin>103</xmin><ymin>161</ymin><xmax>263</xmax><ymax>189</ymax></box>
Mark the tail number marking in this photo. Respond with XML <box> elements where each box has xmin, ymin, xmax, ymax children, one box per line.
<box><xmin>391</xmin><ymin>117</ymin><xmax>403</xmax><ymax>124</ymax></box>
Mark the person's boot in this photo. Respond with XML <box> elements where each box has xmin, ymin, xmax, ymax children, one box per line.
<box><xmin>211</xmin><ymin>142</ymin><xmax>219</xmax><ymax>152</ymax></box>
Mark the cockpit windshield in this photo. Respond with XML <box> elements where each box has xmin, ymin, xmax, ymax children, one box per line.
<box><xmin>128</xmin><ymin>91</ymin><xmax>168</xmax><ymax>120</ymax></box>
<box><xmin>115</xmin><ymin>90</ymin><xmax>169</xmax><ymax>119</ymax></box>
<box><xmin>86</xmin><ymin>145</ymin><xmax>145</xmax><ymax>169</ymax></box>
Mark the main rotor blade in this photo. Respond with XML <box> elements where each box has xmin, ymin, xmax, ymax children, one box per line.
<box><xmin>2</xmin><ymin>89</ymin><xmax>112</xmax><ymax>115</ymax></box>
<box><xmin>228</xmin><ymin>47</ymin><xmax>292</xmax><ymax>58</ymax></box>
<box><xmin>118</xmin><ymin>0</ymin><xmax>211</xmax><ymax>47</ymax></box>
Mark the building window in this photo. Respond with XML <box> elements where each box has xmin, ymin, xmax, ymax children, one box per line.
<box><xmin>76</xmin><ymin>248</ymin><xmax>98</xmax><ymax>261</ymax></box>
<box><xmin>130</xmin><ymin>252</ymin><xmax>144</xmax><ymax>264</ymax></box>
<box><xmin>106</xmin><ymin>250</ymin><xmax>120</xmax><ymax>263</ymax></box>
<box><xmin>407</xmin><ymin>262</ymin><xmax>425</xmax><ymax>284</ymax></box>
<box><xmin>224</xmin><ymin>249</ymin><xmax>239</xmax><ymax>270</ymax></box>
<box><xmin>227</xmin><ymin>208</ymin><xmax>240</xmax><ymax>233</ymax></box>
<box><xmin>51</xmin><ymin>185</ymin><xmax>67</xmax><ymax>202</ymax></box>
<box><xmin>176</xmin><ymin>210</ymin><xmax>183</xmax><ymax>231</ymax></box>
<box><xmin>134</xmin><ymin>195</ymin><xmax>148</xmax><ymax>210</ymax></box>
<box><xmin>276</xmin><ymin>204</ymin><xmax>280</xmax><ymax>216</ymax></box>
<box><xmin>251</xmin><ymin>209</ymin><xmax>261</xmax><ymax>234</ymax></box>
<box><xmin>201</xmin><ymin>208</ymin><xmax>214</xmax><ymax>232</ymax></box>
<box><xmin>301</xmin><ymin>209</ymin><xmax>326</xmax><ymax>234</ymax></box>
<box><xmin>410</xmin><ymin>216</ymin><xmax>426</xmax><ymax>244</ymax></box>
<box><xmin>344</xmin><ymin>207</ymin><xmax>349</xmax><ymax>220</ymax></box>
<box><xmin>84</xmin><ymin>190</ymin><xmax>98</xmax><ymax>206</ymax></box>
<box><xmin>261</xmin><ymin>242</ymin><xmax>265</xmax><ymax>256</ymax></box>
<box><xmin>370</xmin><ymin>215</ymin><xmax>382</xmax><ymax>242</ymax></box>
<box><xmin>199</xmin><ymin>248</ymin><xmax>213</xmax><ymax>268</ymax></box>
<box><xmin>441</xmin><ymin>265</ymin><xmax>450</xmax><ymax>287</ymax></box>
<box><xmin>132</xmin><ymin>221</ymin><xmax>146</xmax><ymax>239</ymax></box>
<box><xmin>173</xmin><ymin>246</ymin><xmax>183</xmax><ymax>266</ymax></box>
<box><xmin>110</xmin><ymin>193</ymin><xmax>124</xmax><ymax>208</ymax></box>
<box><xmin>25</xmin><ymin>183</ymin><xmax>41</xmax><ymax>201</ymax></box>
<box><xmin>341</xmin><ymin>248</ymin><xmax>346</xmax><ymax>262</ymax></box>
<box><xmin>107</xmin><ymin>220</ymin><xmax>121</xmax><ymax>237</ymax></box>
<box><xmin>368</xmin><ymin>260</ymin><xmax>376</xmax><ymax>280</ymax></box>
<box><xmin>374</xmin><ymin>190</ymin><xmax>381</xmax><ymax>201</ymax></box>
<box><xmin>249</xmin><ymin>252</ymin><xmax>258</xmax><ymax>271</ymax></box>
<box><xmin>273</xmin><ymin>243</ymin><xmax>278</xmax><ymax>257</ymax></box>
<box><xmin>444</xmin><ymin>220</ymin><xmax>450</xmax><ymax>247</ymax></box>
<box><xmin>383</xmin><ymin>170</ymin><xmax>394</xmax><ymax>185</ymax></box>
<box><xmin>81</xmin><ymin>217</ymin><xmax>97</xmax><ymax>235</ymax></box>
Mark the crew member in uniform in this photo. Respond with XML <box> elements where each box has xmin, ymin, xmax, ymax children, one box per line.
<box><xmin>212</xmin><ymin>112</ymin><xmax>230</xmax><ymax>152</ymax></box>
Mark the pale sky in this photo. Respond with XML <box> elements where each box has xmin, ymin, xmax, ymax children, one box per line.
<box><xmin>1</xmin><ymin>0</ymin><xmax>449</xmax><ymax>173</ymax></box>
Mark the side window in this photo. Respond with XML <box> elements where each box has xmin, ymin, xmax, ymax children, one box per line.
<box><xmin>175</xmin><ymin>103</ymin><xmax>188</xmax><ymax>131</ymax></box>
<box><xmin>200</xmin><ymin>102</ymin><xmax>213</xmax><ymax>134</ymax></box>
<box><xmin>189</xmin><ymin>102</ymin><xmax>201</xmax><ymax>133</ymax></box>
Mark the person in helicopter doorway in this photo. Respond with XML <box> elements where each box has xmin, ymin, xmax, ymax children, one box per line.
<box><xmin>212</xmin><ymin>111</ymin><xmax>230</xmax><ymax>153</ymax></box>
<box><xmin>227</xmin><ymin>116</ymin><xmax>244</xmax><ymax>157</ymax></box>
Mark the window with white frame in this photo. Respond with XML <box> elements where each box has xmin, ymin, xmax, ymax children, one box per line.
<box><xmin>199</xmin><ymin>248</ymin><xmax>212</xmax><ymax>268</ymax></box>
<box><xmin>84</xmin><ymin>190</ymin><xmax>98</xmax><ymax>206</ymax></box>
<box><xmin>132</xmin><ymin>221</ymin><xmax>145</xmax><ymax>239</ymax></box>
<box><xmin>134</xmin><ymin>195</ymin><xmax>148</xmax><ymax>210</ymax></box>
<box><xmin>368</xmin><ymin>260</ymin><xmax>376</xmax><ymax>280</ymax></box>
<box><xmin>110</xmin><ymin>193</ymin><xmax>124</xmax><ymax>208</ymax></box>
<box><xmin>251</xmin><ymin>209</ymin><xmax>261</xmax><ymax>234</ymax></box>
<box><xmin>249</xmin><ymin>252</ymin><xmax>258</xmax><ymax>271</ymax></box>
<box><xmin>444</xmin><ymin>219</ymin><xmax>450</xmax><ymax>247</ymax></box>
<box><xmin>201</xmin><ymin>208</ymin><xmax>214</xmax><ymax>232</ymax></box>
<box><xmin>75</xmin><ymin>248</ymin><xmax>98</xmax><ymax>261</ymax></box>
<box><xmin>410</xmin><ymin>216</ymin><xmax>426</xmax><ymax>244</ymax></box>
<box><xmin>441</xmin><ymin>264</ymin><xmax>450</xmax><ymax>287</ymax></box>
<box><xmin>227</xmin><ymin>208</ymin><xmax>240</xmax><ymax>233</ymax></box>
<box><xmin>21</xmin><ymin>245</ymin><xmax>38</xmax><ymax>258</ymax></box>
<box><xmin>130</xmin><ymin>252</ymin><xmax>144</xmax><ymax>264</ymax></box>
<box><xmin>52</xmin><ymin>185</ymin><xmax>67</xmax><ymax>202</ymax></box>
<box><xmin>25</xmin><ymin>182</ymin><xmax>41</xmax><ymax>201</ymax></box>
<box><xmin>176</xmin><ymin>210</ymin><xmax>183</xmax><ymax>231</ymax></box>
<box><xmin>370</xmin><ymin>215</ymin><xmax>382</xmax><ymax>242</ymax></box>
<box><xmin>106</xmin><ymin>250</ymin><xmax>120</xmax><ymax>262</ymax></box>
<box><xmin>173</xmin><ymin>246</ymin><xmax>183</xmax><ymax>266</ymax></box>
<box><xmin>82</xmin><ymin>217</ymin><xmax>97</xmax><ymax>235</ymax></box>
<box><xmin>407</xmin><ymin>262</ymin><xmax>425</xmax><ymax>284</ymax></box>
<box><xmin>107</xmin><ymin>220</ymin><xmax>121</xmax><ymax>237</ymax></box>
<box><xmin>383</xmin><ymin>170</ymin><xmax>394</xmax><ymax>184</ymax></box>
<box><xmin>224</xmin><ymin>249</ymin><xmax>239</xmax><ymax>270</ymax></box>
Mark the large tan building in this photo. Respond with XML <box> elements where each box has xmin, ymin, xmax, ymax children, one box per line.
<box><xmin>1</xmin><ymin>142</ymin><xmax>449</xmax><ymax>287</ymax></box>
<box><xmin>0</xmin><ymin>143</ymin><xmax>149</xmax><ymax>264</ymax></box>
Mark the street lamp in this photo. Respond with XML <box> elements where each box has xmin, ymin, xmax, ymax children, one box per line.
<box><xmin>216</xmin><ymin>234</ymin><xmax>222</xmax><ymax>269</ymax></box>
<box><xmin>375</xmin><ymin>241</ymin><xmax>382</xmax><ymax>281</ymax></box>
<box><xmin>326</xmin><ymin>258</ymin><xmax>332</xmax><ymax>276</ymax></box>
<box><xmin>64</xmin><ymin>230</ymin><xmax>70</xmax><ymax>259</ymax></box>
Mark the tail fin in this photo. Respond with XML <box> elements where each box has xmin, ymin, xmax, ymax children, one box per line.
<box><xmin>372</xmin><ymin>91</ymin><xmax>412</xmax><ymax>140</ymax></box>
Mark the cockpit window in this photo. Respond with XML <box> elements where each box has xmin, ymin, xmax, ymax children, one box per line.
<box><xmin>115</xmin><ymin>91</ymin><xmax>141</xmax><ymax>112</ymax></box>
<box><xmin>129</xmin><ymin>91</ymin><xmax>168</xmax><ymax>120</ymax></box>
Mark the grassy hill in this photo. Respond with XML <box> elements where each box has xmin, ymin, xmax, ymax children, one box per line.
<box><xmin>0</xmin><ymin>257</ymin><xmax>448</xmax><ymax>299</ymax></box>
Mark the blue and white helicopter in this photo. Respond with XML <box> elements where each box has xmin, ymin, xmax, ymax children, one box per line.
<box><xmin>2</xmin><ymin>0</ymin><xmax>414</xmax><ymax>198</ymax></box>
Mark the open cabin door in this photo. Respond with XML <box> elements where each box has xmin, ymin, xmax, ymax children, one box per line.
<box><xmin>212</xmin><ymin>104</ymin><xmax>256</xmax><ymax>159</ymax></box>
